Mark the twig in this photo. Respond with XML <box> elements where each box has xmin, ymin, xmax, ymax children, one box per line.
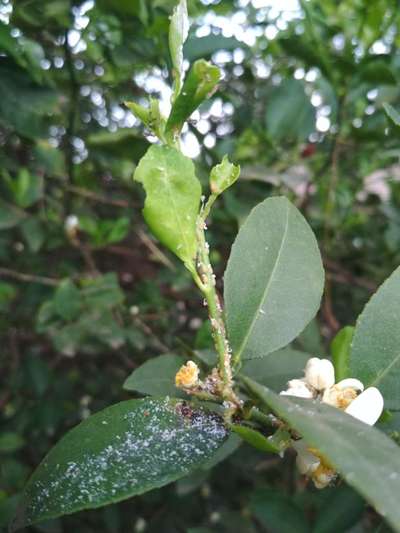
<box><xmin>0</xmin><ymin>267</ymin><xmax>59</xmax><ymax>286</ymax></box>
<box><xmin>324</xmin><ymin>257</ymin><xmax>377</xmax><ymax>291</ymax></box>
<box><xmin>0</xmin><ymin>329</ymin><xmax>21</xmax><ymax>409</ymax></box>
<box><xmin>63</xmin><ymin>26</ymin><xmax>79</xmax><ymax>187</ymax></box>
<box><xmin>133</xmin><ymin>316</ymin><xmax>170</xmax><ymax>353</ymax></box>
<box><xmin>322</xmin><ymin>280</ymin><xmax>340</xmax><ymax>333</ymax></box>
<box><xmin>66</xmin><ymin>185</ymin><xmax>132</xmax><ymax>208</ymax></box>
<box><xmin>136</xmin><ymin>229</ymin><xmax>176</xmax><ymax>270</ymax></box>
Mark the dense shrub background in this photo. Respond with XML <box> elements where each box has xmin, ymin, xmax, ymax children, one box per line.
<box><xmin>1</xmin><ymin>0</ymin><xmax>400</xmax><ymax>531</ymax></box>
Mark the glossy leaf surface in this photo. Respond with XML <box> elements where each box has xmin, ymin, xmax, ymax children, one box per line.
<box><xmin>243</xmin><ymin>377</ymin><xmax>400</xmax><ymax>532</ymax></box>
<box><xmin>350</xmin><ymin>266</ymin><xmax>400</xmax><ymax>409</ymax></box>
<box><xmin>16</xmin><ymin>398</ymin><xmax>227</xmax><ymax>528</ymax></box>
<box><xmin>134</xmin><ymin>145</ymin><xmax>201</xmax><ymax>265</ymax></box>
<box><xmin>224</xmin><ymin>197</ymin><xmax>324</xmax><ymax>360</ymax></box>
<box><xmin>166</xmin><ymin>59</ymin><xmax>220</xmax><ymax>136</ymax></box>
<box><xmin>331</xmin><ymin>326</ymin><xmax>354</xmax><ymax>382</ymax></box>
<box><xmin>123</xmin><ymin>354</ymin><xmax>185</xmax><ymax>397</ymax></box>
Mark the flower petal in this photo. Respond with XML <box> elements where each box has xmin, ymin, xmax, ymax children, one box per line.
<box><xmin>280</xmin><ymin>379</ymin><xmax>315</xmax><ymax>399</ymax></box>
<box><xmin>335</xmin><ymin>378</ymin><xmax>364</xmax><ymax>392</ymax></box>
<box><xmin>305</xmin><ymin>357</ymin><xmax>335</xmax><ymax>391</ymax></box>
<box><xmin>344</xmin><ymin>387</ymin><xmax>384</xmax><ymax>425</ymax></box>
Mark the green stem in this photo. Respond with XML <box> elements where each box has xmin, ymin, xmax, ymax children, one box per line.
<box><xmin>248</xmin><ymin>407</ymin><xmax>274</xmax><ymax>427</ymax></box>
<box><xmin>194</xmin><ymin>196</ymin><xmax>234</xmax><ymax>398</ymax></box>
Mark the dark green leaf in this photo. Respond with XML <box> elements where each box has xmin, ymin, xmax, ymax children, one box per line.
<box><xmin>0</xmin><ymin>199</ymin><xmax>26</xmax><ymax>230</ymax></box>
<box><xmin>383</xmin><ymin>103</ymin><xmax>400</xmax><ymax>127</ymax></box>
<box><xmin>312</xmin><ymin>485</ymin><xmax>364</xmax><ymax>533</ymax></box>
<box><xmin>243</xmin><ymin>377</ymin><xmax>400</xmax><ymax>533</ymax></box>
<box><xmin>0</xmin><ymin>433</ymin><xmax>25</xmax><ymax>453</ymax></box>
<box><xmin>360</xmin><ymin>60</ymin><xmax>396</xmax><ymax>85</ymax></box>
<box><xmin>242</xmin><ymin>348</ymin><xmax>310</xmax><ymax>392</ymax></box>
<box><xmin>123</xmin><ymin>354</ymin><xmax>186</xmax><ymax>396</ymax></box>
<box><xmin>224</xmin><ymin>197</ymin><xmax>324</xmax><ymax>360</ymax></box>
<box><xmin>295</xmin><ymin>319</ymin><xmax>325</xmax><ymax>355</ymax></box>
<box><xmin>134</xmin><ymin>144</ymin><xmax>201</xmax><ymax>265</ymax></box>
<box><xmin>250</xmin><ymin>488</ymin><xmax>309</xmax><ymax>533</ymax></box>
<box><xmin>53</xmin><ymin>280</ymin><xmax>82</xmax><ymax>322</ymax></box>
<box><xmin>15</xmin><ymin>397</ymin><xmax>227</xmax><ymax>528</ymax></box>
<box><xmin>10</xmin><ymin>169</ymin><xmax>43</xmax><ymax>208</ymax></box>
<box><xmin>0</xmin><ymin>281</ymin><xmax>17</xmax><ymax>311</ymax></box>
<box><xmin>200</xmin><ymin>433</ymin><xmax>241</xmax><ymax>470</ymax></box>
<box><xmin>265</xmin><ymin>79</ymin><xmax>315</xmax><ymax>142</ymax></box>
<box><xmin>0</xmin><ymin>61</ymin><xmax>58</xmax><ymax>139</ymax></box>
<box><xmin>184</xmin><ymin>35</ymin><xmax>244</xmax><ymax>61</ymax></box>
<box><xmin>20</xmin><ymin>217</ymin><xmax>45</xmax><ymax>253</ymax></box>
<box><xmin>86</xmin><ymin>129</ymin><xmax>148</xmax><ymax>163</ymax></box>
<box><xmin>331</xmin><ymin>326</ymin><xmax>354</xmax><ymax>382</ymax></box>
<box><xmin>350</xmin><ymin>266</ymin><xmax>400</xmax><ymax>409</ymax></box>
<box><xmin>81</xmin><ymin>273</ymin><xmax>124</xmax><ymax>310</ymax></box>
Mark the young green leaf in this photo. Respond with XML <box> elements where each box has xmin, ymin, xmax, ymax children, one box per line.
<box><xmin>224</xmin><ymin>197</ymin><xmax>324</xmax><ymax>360</ymax></box>
<box><xmin>169</xmin><ymin>0</ymin><xmax>189</xmax><ymax>97</ymax></box>
<box><xmin>123</xmin><ymin>354</ymin><xmax>186</xmax><ymax>396</ymax></box>
<box><xmin>350</xmin><ymin>265</ymin><xmax>400</xmax><ymax>409</ymax></box>
<box><xmin>125</xmin><ymin>98</ymin><xmax>165</xmax><ymax>140</ymax></box>
<box><xmin>209</xmin><ymin>155</ymin><xmax>240</xmax><ymax>196</ymax></box>
<box><xmin>134</xmin><ymin>144</ymin><xmax>201</xmax><ymax>266</ymax></box>
<box><xmin>383</xmin><ymin>102</ymin><xmax>400</xmax><ymax>127</ymax></box>
<box><xmin>166</xmin><ymin>59</ymin><xmax>220</xmax><ymax>136</ymax></box>
<box><xmin>331</xmin><ymin>326</ymin><xmax>354</xmax><ymax>382</ymax></box>
<box><xmin>230</xmin><ymin>424</ymin><xmax>280</xmax><ymax>453</ymax></box>
<box><xmin>14</xmin><ymin>397</ymin><xmax>227</xmax><ymax>529</ymax></box>
<box><xmin>243</xmin><ymin>377</ymin><xmax>400</xmax><ymax>533</ymax></box>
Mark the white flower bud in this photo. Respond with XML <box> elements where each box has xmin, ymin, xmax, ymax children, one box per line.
<box><xmin>64</xmin><ymin>214</ymin><xmax>79</xmax><ymax>239</ymax></box>
<box><xmin>305</xmin><ymin>357</ymin><xmax>335</xmax><ymax>391</ymax></box>
<box><xmin>344</xmin><ymin>386</ymin><xmax>384</xmax><ymax>426</ymax></box>
<box><xmin>280</xmin><ymin>379</ymin><xmax>315</xmax><ymax>399</ymax></box>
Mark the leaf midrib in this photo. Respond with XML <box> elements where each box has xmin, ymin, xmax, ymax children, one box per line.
<box><xmin>154</xmin><ymin>149</ymin><xmax>192</xmax><ymax>261</ymax></box>
<box><xmin>370</xmin><ymin>350</ymin><xmax>400</xmax><ymax>388</ymax></box>
<box><xmin>235</xmin><ymin>201</ymin><xmax>290</xmax><ymax>359</ymax></box>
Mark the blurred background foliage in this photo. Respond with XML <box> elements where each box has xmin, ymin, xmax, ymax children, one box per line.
<box><xmin>1</xmin><ymin>0</ymin><xmax>400</xmax><ymax>531</ymax></box>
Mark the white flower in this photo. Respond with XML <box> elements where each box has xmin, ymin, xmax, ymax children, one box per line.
<box><xmin>280</xmin><ymin>357</ymin><xmax>335</xmax><ymax>399</ymax></box>
<box><xmin>280</xmin><ymin>379</ymin><xmax>314</xmax><ymax>399</ymax></box>
<box><xmin>344</xmin><ymin>386</ymin><xmax>384</xmax><ymax>426</ymax></box>
<box><xmin>280</xmin><ymin>356</ymin><xmax>384</xmax><ymax>489</ymax></box>
<box><xmin>305</xmin><ymin>357</ymin><xmax>335</xmax><ymax>391</ymax></box>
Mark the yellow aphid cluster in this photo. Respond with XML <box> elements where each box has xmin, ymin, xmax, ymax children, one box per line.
<box><xmin>175</xmin><ymin>361</ymin><xmax>200</xmax><ymax>389</ymax></box>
